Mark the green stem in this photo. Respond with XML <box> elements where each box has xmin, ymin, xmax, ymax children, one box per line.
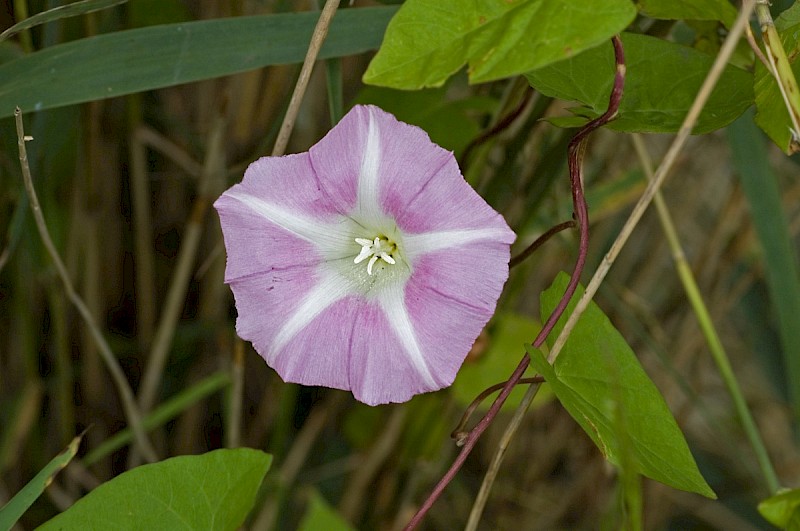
<box><xmin>325</xmin><ymin>56</ymin><xmax>344</xmax><ymax>126</ymax></box>
<box><xmin>632</xmin><ymin>134</ymin><xmax>780</xmax><ymax>494</ymax></box>
<box><xmin>755</xmin><ymin>0</ymin><xmax>800</xmax><ymax>153</ymax></box>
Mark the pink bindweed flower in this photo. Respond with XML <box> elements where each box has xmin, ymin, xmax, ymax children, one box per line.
<box><xmin>214</xmin><ymin>105</ymin><xmax>515</xmax><ymax>405</ymax></box>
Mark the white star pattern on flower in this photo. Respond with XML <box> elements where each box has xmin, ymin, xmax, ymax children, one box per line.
<box><xmin>214</xmin><ymin>105</ymin><xmax>515</xmax><ymax>405</ymax></box>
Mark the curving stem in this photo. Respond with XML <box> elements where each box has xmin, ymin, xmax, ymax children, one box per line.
<box><xmin>404</xmin><ymin>35</ymin><xmax>626</xmax><ymax>530</ymax></box>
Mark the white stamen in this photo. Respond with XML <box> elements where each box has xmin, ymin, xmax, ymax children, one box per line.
<box><xmin>354</xmin><ymin>235</ymin><xmax>397</xmax><ymax>275</ymax></box>
<box><xmin>354</xmin><ymin>246</ymin><xmax>373</xmax><ymax>264</ymax></box>
<box><xmin>367</xmin><ymin>255</ymin><xmax>379</xmax><ymax>275</ymax></box>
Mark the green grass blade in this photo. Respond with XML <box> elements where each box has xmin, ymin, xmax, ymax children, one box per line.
<box><xmin>0</xmin><ymin>435</ymin><xmax>81</xmax><ymax>530</ymax></box>
<box><xmin>728</xmin><ymin>112</ymin><xmax>800</xmax><ymax>421</ymax></box>
<box><xmin>632</xmin><ymin>134</ymin><xmax>780</xmax><ymax>493</ymax></box>
<box><xmin>82</xmin><ymin>371</ymin><xmax>231</xmax><ymax>466</ymax></box>
<box><xmin>325</xmin><ymin>57</ymin><xmax>344</xmax><ymax>126</ymax></box>
<box><xmin>0</xmin><ymin>0</ymin><xmax>127</xmax><ymax>44</ymax></box>
<box><xmin>0</xmin><ymin>6</ymin><xmax>397</xmax><ymax>118</ymax></box>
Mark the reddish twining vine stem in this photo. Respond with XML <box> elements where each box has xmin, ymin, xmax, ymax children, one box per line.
<box><xmin>458</xmin><ymin>87</ymin><xmax>534</xmax><ymax>168</ymax></box>
<box><xmin>509</xmin><ymin>219</ymin><xmax>576</xmax><ymax>269</ymax></box>
<box><xmin>405</xmin><ymin>35</ymin><xmax>626</xmax><ymax>530</ymax></box>
<box><xmin>450</xmin><ymin>376</ymin><xmax>545</xmax><ymax>445</ymax></box>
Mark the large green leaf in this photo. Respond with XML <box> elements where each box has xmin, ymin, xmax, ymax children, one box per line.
<box><xmin>529</xmin><ymin>272</ymin><xmax>715</xmax><ymax>498</ymax></box>
<box><xmin>0</xmin><ymin>6</ymin><xmax>397</xmax><ymax>118</ymax></box>
<box><xmin>636</xmin><ymin>0</ymin><xmax>737</xmax><ymax>27</ymax></box>
<box><xmin>363</xmin><ymin>0</ymin><xmax>635</xmax><ymax>89</ymax></box>
<box><xmin>525</xmin><ymin>32</ymin><xmax>753</xmax><ymax>134</ymax></box>
<box><xmin>754</xmin><ymin>2</ymin><xmax>800</xmax><ymax>153</ymax></box>
<box><xmin>38</xmin><ymin>449</ymin><xmax>272</xmax><ymax>530</ymax></box>
<box><xmin>759</xmin><ymin>488</ymin><xmax>800</xmax><ymax>529</ymax></box>
<box><xmin>0</xmin><ymin>436</ymin><xmax>81</xmax><ymax>530</ymax></box>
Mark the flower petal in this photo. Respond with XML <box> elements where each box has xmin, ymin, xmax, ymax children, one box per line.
<box><xmin>347</xmin><ymin>300</ymin><xmax>443</xmax><ymax>405</ymax></box>
<box><xmin>388</xmin><ymin>155</ymin><xmax>510</xmax><ymax>234</ymax></box>
<box><xmin>309</xmin><ymin>105</ymin><xmax>451</xmax><ymax>226</ymax></box>
<box><xmin>410</xmin><ymin>240</ymin><xmax>512</xmax><ymax>312</ymax></box>
<box><xmin>403</xmin><ymin>227</ymin><xmax>516</xmax><ymax>259</ymax></box>
<box><xmin>237</xmin><ymin>152</ymin><xmax>341</xmax><ymax>219</ymax></box>
<box><xmin>221</xmin><ymin>190</ymin><xmax>354</xmax><ymax>258</ymax></box>
<box><xmin>231</xmin><ymin>262</ymin><xmax>365</xmax><ymax>392</ymax></box>
<box><xmin>355</xmin><ymin>107</ymin><xmax>383</xmax><ymax>225</ymax></box>
<box><xmin>375</xmin><ymin>281</ymin><xmax>438</xmax><ymax>389</ymax></box>
<box><xmin>215</xmin><ymin>152</ymin><xmax>361</xmax><ymax>282</ymax></box>
<box><xmin>310</xmin><ymin>105</ymin><xmax>510</xmax><ymax>236</ymax></box>
<box><xmin>271</xmin><ymin>297</ymin><xmax>357</xmax><ymax>393</ymax></box>
<box><xmin>215</xmin><ymin>192</ymin><xmax>322</xmax><ymax>282</ymax></box>
<box><xmin>307</xmin><ymin>108</ymin><xmax>362</xmax><ymax>216</ymax></box>
<box><xmin>227</xmin><ymin>264</ymin><xmax>319</xmax><ymax>362</ymax></box>
<box><xmin>270</xmin><ymin>294</ymin><xmax>445</xmax><ymax>405</ymax></box>
<box><xmin>270</xmin><ymin>266</ymin><xmax>358</xmax><ymax>361</ymax></box>
<box><xmin>401</xmin><ymin>240</ymin><xmax>513</xmax><ymax>387</ymax></box>
<box><xmin>216</xmin><ymin>105</ymin><xmax>517</xmax><ymax>406</ymax></box>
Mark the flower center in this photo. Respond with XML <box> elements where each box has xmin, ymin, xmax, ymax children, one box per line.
<box><xmin>354</xmin><ymin>235</ymin><xmax>397</xmax><ymax>275</ymax></box>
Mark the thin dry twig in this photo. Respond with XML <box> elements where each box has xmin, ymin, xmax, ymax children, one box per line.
<box><xmin>135</xmin><ymin>125</ymin><xmax>204</xmax><ymax>178</ymax></box>
<box><xmin>546</xmin><ymin>0</ymin><xmax>755</xmax><ymax>366</ymax></box>
<box><xmin>465</xmin><ymin>380</ymin><xmax>541</xmax><ymax>531</ymax></box>
<box><xmin>129</xmin><ymin>105</ymin><xmax>157</xmax><ymax>346</ymax></box>
<box><xmin>251</xmin><ymin>393</ymin><xmax>347</xmax><ymax>531</ymax></box>
<box><xmin>339</xmin><ymin>406</ymin><xmax>408</xmax><ymax>522</ymax></box>
<box><xmin>137</xmin><ymin>114</ymin><xmax>228</xmax><ymax>416</ymax></box>
<box><xmin>14</xmin><ymin>107</ymin><xmax>158</xmax><ymax>463</ymax></box>
<box><xmin>272</xmin><ymin>0</ymin><xmax>342</xmax><ymax>157</ymax></box>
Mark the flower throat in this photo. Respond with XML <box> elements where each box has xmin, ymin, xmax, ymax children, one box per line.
<box><xmin>354</xmin><ymin>235</ymin><xmax>398</xmax><ymax>275</ymax></box>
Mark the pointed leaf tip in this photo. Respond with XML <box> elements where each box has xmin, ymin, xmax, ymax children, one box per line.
<box><xmin>533</xmin><ymin>272</ymin><xmax>715</xmax><ymax>499</ymax></box>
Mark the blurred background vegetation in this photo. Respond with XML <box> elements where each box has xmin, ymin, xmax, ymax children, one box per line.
<box><xmin>1</xmin><ymin>0</ymin><xmax>799</xmax><ymax>529</ymax></box>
